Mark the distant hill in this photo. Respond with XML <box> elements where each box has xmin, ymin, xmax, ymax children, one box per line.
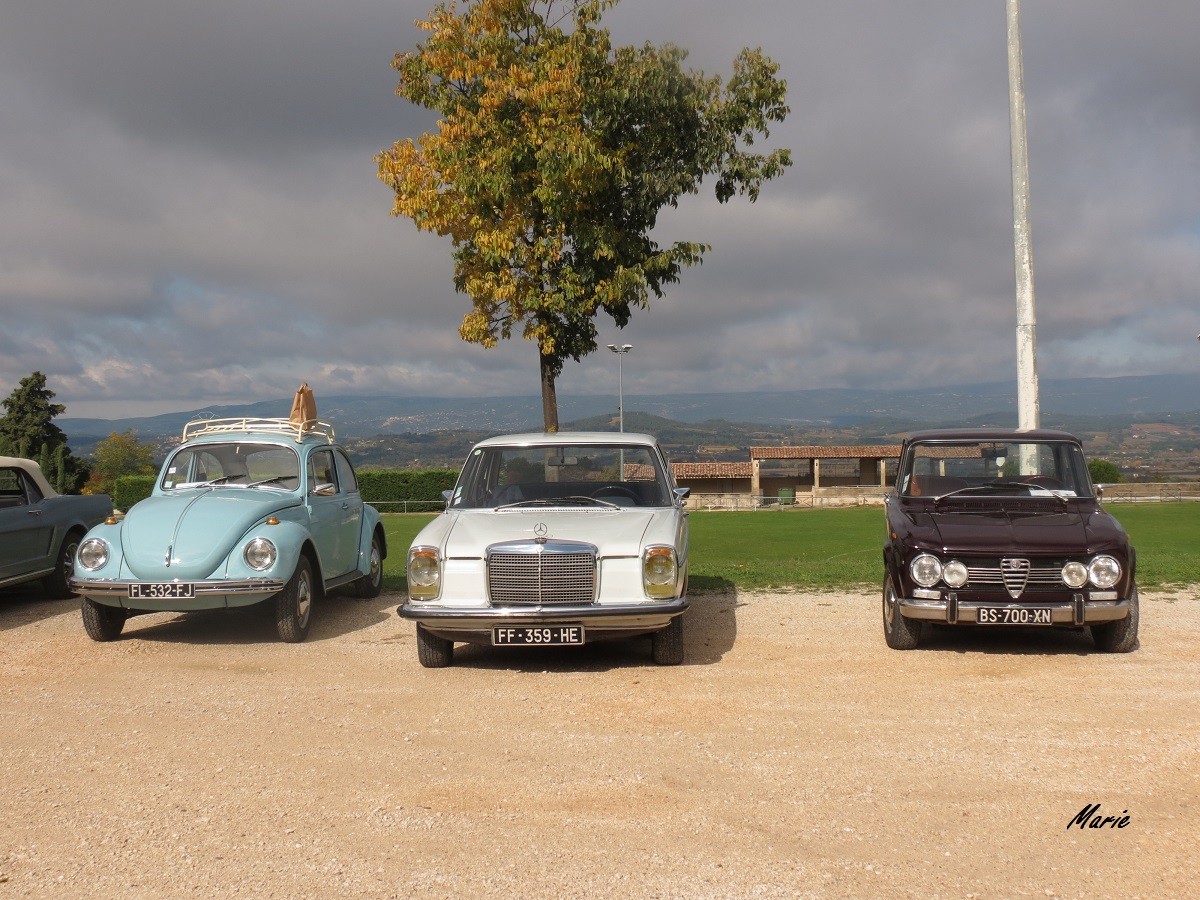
<box><xmin>55</xmin><ymin>374</ymin><xmax>1200</xmax><ymax>474</ymax></box>
<box><xmin>59</xmin><ymin>373</ymin><xmax>1200</xmax><ymax>442</ymax></box>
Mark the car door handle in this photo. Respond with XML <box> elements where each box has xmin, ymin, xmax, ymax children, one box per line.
<box><xmin>27</xmin><ymin>509</ymin><xmax>42</xmax><ymax>516</ymax></box>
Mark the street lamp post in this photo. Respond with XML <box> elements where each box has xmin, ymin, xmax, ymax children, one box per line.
<box><xmin>607</xmin><ymin>343</ymin><xmax>633</xmax><ymax>432</ymax></box>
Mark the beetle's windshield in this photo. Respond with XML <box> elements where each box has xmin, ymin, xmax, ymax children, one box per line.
<box><xmin>450</xmin><ymin>444</ymin><xmax>675</xmax><ymax>509</ymax></box>
<box><xmin>899</xmin><ymin>440</ymin><xmax>1093</xmax><ymax>498</ymax></box>
<box><xmin>162</xmin><ymin>442</ymin><xmax>300</xmax><ymax>492</ymax></box>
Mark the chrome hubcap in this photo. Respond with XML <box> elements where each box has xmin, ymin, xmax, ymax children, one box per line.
<box><xmin>296</xmin><ymin>572</ymin><xmax>312</xmax><ymax>625</ymax></box>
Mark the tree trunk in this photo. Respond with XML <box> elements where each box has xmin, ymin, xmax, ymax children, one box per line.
<box><xmin>539</xmin><ymin>350</ymin><xmax>560</xmax><ymax>433</ymax></box>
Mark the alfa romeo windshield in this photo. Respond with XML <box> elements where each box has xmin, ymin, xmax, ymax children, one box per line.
<box><xmin>900</xmin><ymin>440</ymin><xmax>1093</xmax><ymax>498</ymax></box>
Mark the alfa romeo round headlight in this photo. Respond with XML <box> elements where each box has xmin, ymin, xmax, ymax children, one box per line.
<box><xmin>1062</xmin><ymin>561</ymin><xmax>1089</xmax><ymax>589</ymax></box>
<box><xmin>1088</xmin><ymin>555</ymin><xmax>1121</xmax><ymax>589</ymax></box>
<box><xmin>910</xmin><ymin>553</ymin><xmax>943</xmax><ymax>588</ymax></box>
<box><xmin>243</xmin><ymin>537</ymin><xmax>277</xmax><ymax>571</ymax></box>
<box><xmin>943</xmin><ymin>560</ymin><xmax>969</xmax><ymax>588</ymax></box>
<box><xmin>78</xmin><ymin>538</ymin><xmax>109</xmax><ymax>571</ymax></box>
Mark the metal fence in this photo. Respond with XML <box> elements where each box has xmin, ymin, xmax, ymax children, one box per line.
<box><xmin>1099</xmin><ymin>484</ymin><xmax>1200</xmax><ymax>503</ymax></box>
<box><xmin>371</xmin><ymin>500</ymin><xmax>447</xmax><ymax>514</ymax></box>
<box><xmin>686</xmin><ymin>492</ymin><xmax>882</xmax><ymax>510</ymax></box>
<box><xmin>371</xmin><ymin>484</ymin><xmax>1200</xmax><ymax>513</ymax></box>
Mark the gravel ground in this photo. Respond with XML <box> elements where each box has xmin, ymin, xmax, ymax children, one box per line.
<box><xmin>2</xmin><ymin>586</ymin><xmax>1198</xmax><ymax>899</ymax></box>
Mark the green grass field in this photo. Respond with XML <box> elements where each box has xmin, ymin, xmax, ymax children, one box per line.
<box><xmin>379</xmin><ymin>502</ymin><xmax>1200</xmax><ymax>594</ymax></box>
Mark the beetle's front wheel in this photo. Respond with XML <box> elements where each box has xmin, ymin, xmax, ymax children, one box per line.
<box><xmin>275</xmin><ymin>557</ymin><xmax>314</xmax><ymax>643</ymax></box>
<box><xmin>82</xmin><ymin>598</ymin><xmax>126</xmax><ymax>642</ymax></box>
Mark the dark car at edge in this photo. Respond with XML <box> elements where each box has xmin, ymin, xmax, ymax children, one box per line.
<box><xmin>882</xmin><ymin>429</ymin><xmax>1138</xmax><ymax>652</ymax></box>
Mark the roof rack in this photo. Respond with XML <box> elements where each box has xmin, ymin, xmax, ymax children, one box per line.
<box><xmin>180</xmin><ymin>418</ymin><xmax>336</xmax><ymax>444</ymax></box>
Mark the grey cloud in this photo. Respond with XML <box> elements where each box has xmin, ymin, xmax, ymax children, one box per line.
<box><xmin>0</xmin><ymin>0</ymin><xmax>1197</xmax><ymax>418</ymax></box>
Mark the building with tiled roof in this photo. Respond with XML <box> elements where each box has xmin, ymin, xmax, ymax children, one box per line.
<box><xmin>750</xmin><ymin>445</ymin><xmax>902</xmax><ymax>460</ymax></box>
<box><xmin>668</xmin><ymin>445</ymin><xmax>903</xmax><ymax>506</ymax></box>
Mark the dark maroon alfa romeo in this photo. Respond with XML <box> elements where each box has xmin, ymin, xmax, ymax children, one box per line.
<box><xmin>882</xmin><ymin>429</ymin><xmax>1138</xmax><ymax>652</ymax></box>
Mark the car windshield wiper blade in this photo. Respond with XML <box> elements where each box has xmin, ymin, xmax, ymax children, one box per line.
<box><xmin>934</xmin><ymin>481</ymin><xmax>1067</xmax><ymax>505</ymax></box>
<box><xmin>561</xmin><ymin>495</ymin><xmax>620</xmax><ymax>508</ymax></box>
<box><xmin>246</xmin><ymin>476</ymin><xmax>293</xmax><ymax>489</ymax></box>
<box><xmin>174</xmin><ymin>475</ymin><xmax>237</xmax><ymax>489</ymax></box>
<box><xmin>496</xmin><ymin>495</ymin><xmax>618</xmax><ymax>510</ymax></box>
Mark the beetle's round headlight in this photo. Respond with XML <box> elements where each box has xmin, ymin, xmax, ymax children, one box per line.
<box><xmin>243</xmin><ymin>537</ymin><xmax>277</xmax><ymax>571</ymax></box>
<box><xmin>943</xmin><ymin>560</ymin><xmax>969</xmax><ymax>588</ymax></box>
<box><xmin>1088</xmin><ymin>555</ymin><xmax>1121</xmax><ymax>589</ymax></box>
<box><xmin>1062</xmin><ymin>561</ymin><xmax>1089</xmax><ymax>589</ymax></box>
<box><xmin>910</xmin><ymin>553</ymin><xmax>943</xmax><ymax>588</ymax></box>
<box><xmin>78</xmin><ymin>538</ymin><xmax>109</xmax><ymax>571</ymax></box>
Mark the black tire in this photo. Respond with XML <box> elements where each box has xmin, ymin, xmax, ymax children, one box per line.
<box><xmin>416</xmin><ymin>624</ymin><xmax>453</xmax><ymax>668</ymax></box>
<box><xmin>651</xmin><ymin>614</ymin><xmax>685</xmax><ymax>665</ymax></box>
<box><xmin>883</xmin><ymin>573</ymin><xmax>922</xmax><ymax>650</ymax></box>
<box><xmin>352</xmin><ymin>533</ymin><xmax>384</xmax><ymax>599</ymax></box>
<box><xmin>43</xmin><ymin>530</ymin><xmax>84</xmax><ymax>599</ymax></box>
<box><xmin>275</xmin><ymin>557</ymin><xmax>314</xmax><ymax>643</ymax></box>
<box><xmin>82</xmin><ymin>598</ymin><xmax>126</xmax><ymax>642</ymax></box>
<box><xmin>1092</xmin><ymin>585</ymin><xmax>1139</xmax><ymax>653</ymax></box>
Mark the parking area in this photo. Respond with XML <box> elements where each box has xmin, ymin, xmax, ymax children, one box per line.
<box><xmin>2</xmin><ymin>587</ymin><xmax>1197</xmax><ymax>898</ymax></box>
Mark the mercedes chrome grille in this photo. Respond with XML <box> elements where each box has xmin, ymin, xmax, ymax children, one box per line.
<box><xmin>486</xmin><ymin>540</ymin><xmax>597</xmax><ymax>606</ymax></box>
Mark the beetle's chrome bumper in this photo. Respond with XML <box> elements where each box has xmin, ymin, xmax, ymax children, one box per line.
<box><xmin>69</xmin><ymin>578</ymin><xmax>286</xmax><ymax>609</ymax></box>
<box><xmin>898</xmin><ymin>593</ymin><xmax>1130</xmax><ymax>625</ymax></box>
<box><xmin>398</xmin><ymin>597</ymin><xmax>688</xmax><ymax>638</ymax></box>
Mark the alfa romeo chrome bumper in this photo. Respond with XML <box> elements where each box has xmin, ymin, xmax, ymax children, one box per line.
<box><xmin>898</xmin><ymin>592</ymin><xmax>1130</xmax><ymax>625</ymax></box>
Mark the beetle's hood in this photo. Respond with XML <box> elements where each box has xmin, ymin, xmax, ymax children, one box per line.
<box><xmin>439</xmin><ymin>508</ymin><xmax>667</xmax><ymax>557</ymax></box>
<box><xmin>908</xmin><ymin>505</ymin><xmax>1123</xmax><ymax>555</ymax></box>
<box><xmin>124</xmin><ymin>490</ymin><xmax>301</xmax><ymax>579</ymax></box>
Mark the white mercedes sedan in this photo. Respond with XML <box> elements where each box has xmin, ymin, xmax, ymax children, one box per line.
<box><xmin>398</xmin><ymin>432</ymin><xmax>690</xmax><ymax>668</ymax></box>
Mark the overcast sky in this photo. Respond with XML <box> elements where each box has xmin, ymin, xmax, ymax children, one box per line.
<box><xmin>2</xmin><ymin>1</ymin><xmax>1197</xmax><ymax>419</ymax></box>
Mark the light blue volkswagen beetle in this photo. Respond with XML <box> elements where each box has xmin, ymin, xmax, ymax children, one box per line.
<box><xmin>70</xmin><ymin>418</ymin><xmax>386</xmax><ymax>643</ymax></box>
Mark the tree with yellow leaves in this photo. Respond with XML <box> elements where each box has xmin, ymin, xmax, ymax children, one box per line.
<box><xmin>377</xmin><ymin>0</ymin><xmax>790</xmax><ymax>430</ymax></box>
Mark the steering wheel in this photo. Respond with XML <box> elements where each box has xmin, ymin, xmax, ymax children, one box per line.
<box><xmin>592</xmin><ymin>485</ymin><xmax>638</xmax><ymax>503</ymax></box>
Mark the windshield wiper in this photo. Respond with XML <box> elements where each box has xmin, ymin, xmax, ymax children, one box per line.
<box><xmin>934</xmin><ymin>481</ymin><xmax>1067</xmax><ymax>506</ymax></box>
<box><xmin>496</xmin><ymin>495</ymin><xmax>619</xmax><ymax>510</ymax></box>
<box><xmin>246</xmin><ymin>476</ymin><xmax>293</xmax><ymax>489</ymax></box>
